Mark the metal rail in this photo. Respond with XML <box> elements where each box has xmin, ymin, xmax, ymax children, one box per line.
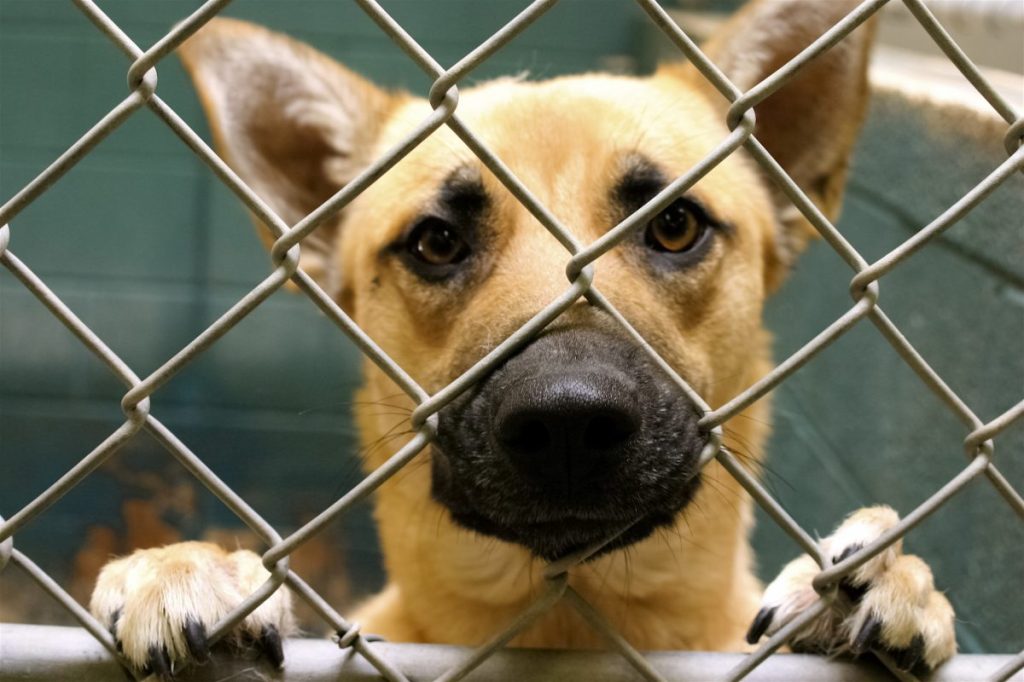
<box><xmin>1</xmin><ymin>624</ymin><xmax>1020</xmax><ymax>682</ymax></box>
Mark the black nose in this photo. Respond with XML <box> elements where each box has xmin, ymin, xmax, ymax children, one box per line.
<box><xmin>494</xmin><ymin>372</ymin><xmax>641</xmax><ymax>496</ymax></box>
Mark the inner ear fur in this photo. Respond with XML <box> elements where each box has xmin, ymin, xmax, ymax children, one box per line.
<box><xmin>178</xmin><ymin>17</ymin><xmax>401</xmax><ymax>295</ymax></box>
<box><xmin>679</xmin><ymin>0</ymin><xmax>878</xmax><ymax>289</ymax></box>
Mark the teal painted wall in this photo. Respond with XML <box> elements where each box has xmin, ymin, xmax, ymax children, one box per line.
<box><xmin>2</xmin><ymin>0</ymin><xmax>1021</xmax><ymax>655</ymax></box>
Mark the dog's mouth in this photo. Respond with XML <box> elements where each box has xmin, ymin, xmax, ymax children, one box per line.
<box><xmin>429</xmin><ymin>323</ymin><xmax>706</xmax><ymax>562</ymax></box>
<box><xmin>447</xmin><ymin>506</ymin><xmax>686</xmax><ymax>561</ymax></box>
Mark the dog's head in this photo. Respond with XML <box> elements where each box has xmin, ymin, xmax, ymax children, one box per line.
<box><xmin>180</xmin><ymin>1</ymin><xmax>875</xmax><ymax>561</ymax></box>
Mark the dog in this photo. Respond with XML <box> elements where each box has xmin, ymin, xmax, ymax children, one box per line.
<box><xmin>90</xmin><ymin>0</ymin><xmax>957</xmax><ymax>677</ymax></box>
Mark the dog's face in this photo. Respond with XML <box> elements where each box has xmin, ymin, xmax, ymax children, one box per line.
<box><xmin>338</xmin><ymin>77</ymin><xmax>776</xmax><ymax>559</ymax></box>
<box><xmin>181</xmin><ymin>2</ymin><xmax>874</xmax><ymax>562</ymax></box>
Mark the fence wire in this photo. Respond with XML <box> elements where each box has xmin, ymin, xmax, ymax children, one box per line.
<box><xmin>0</xmin><ymin>0</ymin><xmax>1022</xmax><ymax>681</ymax></box>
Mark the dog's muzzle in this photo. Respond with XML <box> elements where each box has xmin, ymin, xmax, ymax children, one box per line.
<box><xmin>430</xmin><ymin>320</ymin><xmax>706</xmax><ymax>560</ymax></box>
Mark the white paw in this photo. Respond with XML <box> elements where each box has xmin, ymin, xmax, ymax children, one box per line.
<box><xmin>90</xmin><ymin>541</ymin><xmax>294</xmax><ymax>677</ymax></box>
<box><xmin>747</xmin><ymin>506</ymin><xmax>956</xmax><ymax>672</ymax></box>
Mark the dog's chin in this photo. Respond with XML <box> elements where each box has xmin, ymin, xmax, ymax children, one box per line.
<box><xmin>450</xmin><ymin>510</ymin><xmax>681</xmax><ymax>562</ymax></box>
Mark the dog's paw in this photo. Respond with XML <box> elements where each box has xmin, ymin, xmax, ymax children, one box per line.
<box><xmin>747</xmin><ymin>506</ymin><xmax>956</xmax><ymax>672</ymax></box>
<box><xmin>90</xmin><ymin>541</ymin><xmax>293</xmax><ymax>678</ymax></box>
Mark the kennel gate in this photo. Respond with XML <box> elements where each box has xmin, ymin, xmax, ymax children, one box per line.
<box><xmin>0</xmin><ymin>0</ymin><xmax>1022</xmax><ymax>680</ymax></box>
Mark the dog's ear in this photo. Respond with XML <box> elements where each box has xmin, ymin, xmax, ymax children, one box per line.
<box><xmin>178</xmin><ymin>18</ymin><xmax>399</xmax><ymax>293</ymax></box>
<box><xmin>685</xmin><ymin>0</ymin><xmax>877</xmax><ymax>288</ymax></box>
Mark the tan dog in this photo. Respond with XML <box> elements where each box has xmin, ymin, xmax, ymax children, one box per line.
<box><xmin>90</xmin><ymin>1</ymin><xmax>957</xmax><ymax>677</ymax></box>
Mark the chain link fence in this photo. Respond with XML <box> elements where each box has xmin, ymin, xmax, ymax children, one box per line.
<box><xmin>0</xmin><ymin>0</ymin><xmax>1022</xmax><ymax>680</ymax></box>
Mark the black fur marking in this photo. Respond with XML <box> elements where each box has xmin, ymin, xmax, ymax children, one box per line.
<box><xmin>108</xmin><ymin>607</ymin><xmax>123</xmax><ymax>652</ymax></box>
<box><xmin>260</xmin><ymin>624</ymin><xmax>284</xmax><ymax>669</ymax></box>
<box><xmin>436</xmin><ymin>165</ymin><xmax>488</xmax><ymax>222</ymax></box>
<box><xmin>889</xmin><ymin>634</ymin><xmax>925</xmax><ymax>671</ymax></box>
<box><xmin>183</xmin><ymin>618</ymin><xmax>209</xmax><ymax>663</ymax></box>
<box><xmin>852</xmin><ymin>614</ymin><xmax>882</xmax><ymax>655</ymax></box>
<box><xmin>613</xmin><ymin>155</ymin><xmax>731</xmax><ymax>274</ymax></box>
<box><xmin>834</xmin><ymin>543</ymin><xmax>864</xmax><ymax>565</ymax></box>
<box><xmin>145</xmin><ymin>645</ymin><xmax>172</xmax><ymax>679</ymax></box>
<box><xmin>835</xmin><ymin>543</ymin><xmax>869</xmax><ymax>602</ymax></box>
<box><xmin>382</xmin><ymin>165</ymin><xmax>491</xmax><ymax>285</ymax></box>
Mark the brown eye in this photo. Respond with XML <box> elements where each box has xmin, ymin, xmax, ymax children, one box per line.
<box><xmin>408</xmin><ymin>217</ymin><xmax>470</xmax><ymax>266</ymax></box>
<box><xmin>645</xmin><ymin>199</ymin><xmax>707</xmax><ymax>253</ymax></box>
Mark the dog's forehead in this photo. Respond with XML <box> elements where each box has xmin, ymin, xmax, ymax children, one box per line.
<box><xmin>378</xmin><ymin>73</ymin><xmax>726</xmax><ymax>193</ymax></box>
<box><xmin>354</xmin><ymin>72</ymin><xmax>739</xmax><ymax>245</ymax></box>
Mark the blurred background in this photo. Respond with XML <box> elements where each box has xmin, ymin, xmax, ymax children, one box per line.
<box><xmin>1</xmin><ymin>0</ymin><xmax>1021</xmax><ymax>654</ymax></box>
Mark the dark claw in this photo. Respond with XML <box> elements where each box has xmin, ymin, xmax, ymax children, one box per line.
<box><xmin>260</xmin><ymin>625</ymin><xmax>284</xmax><ymax>669</ymax></box>
<box><xmin>108</xmin><ymin>609</ymin><xmax>132</xmax><ymax>681</ymax></box>
<box><xmin>833</xmin><ymin>543</ymin><xmax>863</xmax><ymax>566</ymax></box>
<box><xmin>108</xmin><ymin>607</ymin><xmax>122</xmax><ymax>636</ymax></box>
<box><xmin>184</xmin><ymin>618</ymin><xmax>210</xmax><ymax>663</ymax></box>
<box><xmin>852</xmin><ymin>614</ymin><xmax>882</xmax><ymax>655</ymax></box>
<box><xmin>835</xmin><ymin>544</ymin><xmax>869</xmax><ymax>602</ymax></box>
<box><xmin>892</xmin><ymin>634</ymin><xmax>926</xmax><ymax>671</ymax></box>
<box><xmin>745</xmin><ymin>606</ymin><xmax>776</xmax><ymax>645</ymax></box>
<box><xmin>108</xmin><ymin>608</ymin><xmax>124</xmax><ymax>653</ymax></box>
<box><xmin>146</xmin><ymin>645</ymin><xmax>173</xmax><ymax>680</ymax></box>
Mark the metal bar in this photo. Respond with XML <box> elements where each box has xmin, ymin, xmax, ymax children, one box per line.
<box><xmin>726</xmin><ymin>598</ymin><xmax>834</xmax><ymax>682</ymax></box>
<box><xmin>8</xmin><ymin>555</ymin><xmax>125</xmax><ymax>667</ymax></box>
<box><xmin>0</xmin><ymin>95</ymin><xmax>145</xmax><ymax>226</ymax></box>
<box><xmin>850</xmin><ymin>146</ymin><xmax>1024</xmax><ymax>293</ymax></box>
<box><xmin>717</xmin><ymin>450</ymin><xmax>825</xmax><ymax>565</ymax></box>
<box><xmin>432</xmin><ymin>575</ymin><xmax>568</xmax><ymax>682</ymax></box>
<box><xmin>900</xmin><ymin>0</ymin><xmax>1021</xmax><ymax>126</ymax></box>
<box><xmin>726</xmin><ymin>0</ymin><xmax>889</xmax><ymax>128</ymax></box>
<box><xmin>990</xmin><ymin>649</ymin><xmax>1024</xmax><ymax>682</ymax></box>
<box><xmin>813</xmin><ymin>454</ymin><xmax>990</xmax><ymax>590</ymax></box>
<box><xmin>263</xmin><ymin>429</ymin><xmax>434</xmax><ymax>565</ymax></box>
<box><xmin>562</xmin><ymin>587</ymin><xmax>668</xmax><ymax>682</ymax></box>
<box><xmin>2</xmin><ymin>624</ymin><xmax>1018</xmax><ymax>682</ymax></box>
<box><xmin>701</xmin><ymin>296</ymin><xmax>876</xmax><ymax>430</ymax></box>
<box><xmin>966</xmin><ymin>400</ymin><xmax>1024</xmax><ymax>453</ymax></box>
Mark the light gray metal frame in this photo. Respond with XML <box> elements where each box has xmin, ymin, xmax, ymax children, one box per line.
<box><xmin>0</xmin><ymin>1</ymin><xmax>1021</xmax><ymax>681</ymax></box>
<box><xmin>3</xmin><ymin>623</ymin><xmax>1020</xmax><ymax>682</ymax></box>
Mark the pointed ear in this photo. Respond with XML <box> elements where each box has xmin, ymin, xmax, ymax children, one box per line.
<box><xmin>688</xmin><ymin>0</ymin><xmax>877</xmax><ymax>283</ymax></box>
<box><xmin>178</xmin><ymin>18</ymin><xmax>400</xmax><ymax>293</ymax></box>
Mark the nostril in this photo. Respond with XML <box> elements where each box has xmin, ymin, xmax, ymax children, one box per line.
<box><xmin>583</xmin><ymin>411</ymin><xmax>638</xmax><ymax>451</ymax></box>
<box><xmin>499</xmin><ymin>415</ymin><xmax>552</xmax><ymax>455</ymax></box>
<box><xmin>493</xmin><ymin>372</ymin><xmax>644</xmax><ymax>492</ymax></box>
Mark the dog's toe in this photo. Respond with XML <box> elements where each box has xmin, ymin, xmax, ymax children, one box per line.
<box><xmin>842</xmin><ymin>554</ymin><xmax>956</xmax><ymax>671</ymax></box>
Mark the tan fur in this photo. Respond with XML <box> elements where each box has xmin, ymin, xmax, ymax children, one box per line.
<box><xmin>90</xmin><ymin>1</ymin><xmax>956</xmax><ymax>673</ymax></box>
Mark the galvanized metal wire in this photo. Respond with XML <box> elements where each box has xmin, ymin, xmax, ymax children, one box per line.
<box><xmin>0</xmin><ymin>1</ymin><xmax>1021</xmax><ymax>681</ymax></box>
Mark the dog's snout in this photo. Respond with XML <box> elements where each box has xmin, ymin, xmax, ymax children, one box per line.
<box><xmin>433</xmin><ymin>324</ymin><xmax>706</xmax><ymax>558</ymax></box>
<box><xmin>495</xmin><ymin>373</ymin><xmax>641</xmax><ymax>494</ymax></box>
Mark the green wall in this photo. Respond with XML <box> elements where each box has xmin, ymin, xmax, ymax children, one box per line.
<box><xmin>1</xmin><ymin>0</ymin><xmax>1021</xmax><ymax>655</ymax></box>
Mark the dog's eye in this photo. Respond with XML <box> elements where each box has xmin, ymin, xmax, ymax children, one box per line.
<box><xmin>408</xmin><ymin>217</ymin><xmax>470</xmax><ymax>267</ymax></box>
<box><xmin>645</xmin><ymin>199</ymin><xmax>707</xmax><ymax>253</ymax></box>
